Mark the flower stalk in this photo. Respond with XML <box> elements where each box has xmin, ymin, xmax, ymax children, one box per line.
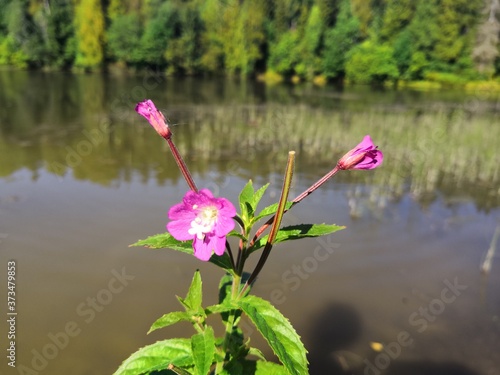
<box><xmin>249</xmin><ymin>135</ymin><xmax>383</xmax><ymax>247</ymax></box>
<box><xmin>243</xmin><ymin>151</ymin><xmax>296</xmax><ymax>293</ymax></box>
<box><xmin>135</xmin><ymin>99</ymin><xmax>198</xmax><ymax>192</ymax></box>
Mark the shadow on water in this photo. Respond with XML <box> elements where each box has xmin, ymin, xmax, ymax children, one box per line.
<box><xmin>307</xmin><ymin>302</ymin><xmax>362</xmax><ymax>374</ymax></box>
<box><xmin>306</xmin><ymin>302</ymin><xmax>481</xmax><ymax>375</ymax></box>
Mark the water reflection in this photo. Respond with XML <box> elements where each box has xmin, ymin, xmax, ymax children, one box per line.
<box><xmin>1</xmin><ymin>71</ymin><xmax>499</xmax><ymax>375</ymax></box>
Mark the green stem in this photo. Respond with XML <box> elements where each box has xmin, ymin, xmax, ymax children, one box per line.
<box><xmin>242</xmin><ymin>151</ymin><xmax>295</xmax><ymax>293</ymax></box>
<box><xmin>216</xmin><ymin>273</ymin><xmax>242</xmax><ymax>374</ymax></box>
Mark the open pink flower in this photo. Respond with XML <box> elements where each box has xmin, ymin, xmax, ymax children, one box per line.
<box><xmin>337</xmin><ymin>135</ymin><xmax>383</xmax><ymax>170</ymax></box>
<box><xmin>167</xmin><ymin>189</ymin><xmax>236</xmax><ymax>261</ymax></box>
<box><xmin>135</xmin><ymin>99</ymin><xmax>171</xmax><ymax>139</ymax></box>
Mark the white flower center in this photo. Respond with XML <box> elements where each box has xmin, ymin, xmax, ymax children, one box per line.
<box><xmin>188</xmin><ymin>205</ymin><xmax>218</xmax><ymax>240</ymax></box>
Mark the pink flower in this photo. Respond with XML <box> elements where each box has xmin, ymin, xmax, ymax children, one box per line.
<box><xmin>337</xmin><ymin>135</ymin><xmax>383</xmax><ymax>170</ymax></box>
<box><xmin>135</xmin><ymin>99</ymin><xmax>171</xmax><ymax>139</ymax></box>
<box><xmin>167</xmin><ymin>189</ymin><xmax>236</xmax><ymax>261</ymax></box>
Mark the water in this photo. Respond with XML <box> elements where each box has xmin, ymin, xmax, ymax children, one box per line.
<box><xmin>0</xmin><ymin>70</ymin><xmax>499</xmax><ymax>375</ymax></box>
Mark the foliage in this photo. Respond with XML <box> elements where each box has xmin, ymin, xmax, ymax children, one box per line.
<box><xmin>107</xmin><ymin>14</ymin><xmax>142</xmax><ymax>65</ymax></box>
<box><xmin>322</xmin><ymin>0</ymin><xmax>360</xmax><ymax>79</ymax></box>
<box><xmin>346</xmin><ymin>40</ymin><xmax>399</xmax><ymax>84</ymax></box>
<box><xmin>74</xmin><ymin>0</ymin><xmax>105</xmax><ymax>70</ymax></box>
<box><xmin>118</xmin><ymin>178</ymin><xmax>344</xmax><ymax>374</ymax></box>
<box><xmin>0</xmin><ymin>0</ymin><xmax>498</xmax><ymax>81</ymax></box>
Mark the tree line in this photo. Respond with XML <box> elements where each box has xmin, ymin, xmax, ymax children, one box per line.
<box><xmin>1</xmin><ymin>0</ymin><xmax>499</xmax><ymax>84</ymax></box>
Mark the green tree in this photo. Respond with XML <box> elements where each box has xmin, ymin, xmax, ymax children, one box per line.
<box><xmin>74</xmin><ymin>0</ymin><xmax>105</xmax><ymax>69</ymax></box>
<box><xmin>164</xmin><ymin>1</ymin><xmax>203</xmax><ymax>75</ymax></box>
<box><xmin>295</xmin><ymin>4</ymin><xmax>324</xmax><ymax>78</ymax></box>
<box><xmin>201</xmin><ymin>0</ymin><xmax>266</xmax><ymax>75</ymax></box>
<box><xmin>433</xmin><ymin>0</ymin><xmax>483</xmax><ymax>67</ymax></box>
<box><xmin>351</xmin><ymin>0</ymin><xmax>372</xmax><ymax>36</ymax></box>
<box><xmin>322</xmin><ymin>0</ymin><xmax>360</xmax><ymax>79</ymax></box>
<box><xmin>316</xmin><ymin>0</ymin><xmax>340</xmax><ymax>27</ymax></box>
<box><xmin>380</xmin><ymin>0</ymin><xmax>415</xmax><ymax>41</ymax></box>
<box><xmin>136</xmin><ymin>1</ymin><xmax>177</xmax><ymax>68</ymax></box>
<box><xmin>404</xmin><ymin>0</ymin><xmax>439</xmax><ymax>78</ymax></box>
<box><xmin>345</xmin><ymin>39</ymin><xmax>398</xmax><ymax>83</ymax></box>
<box><xmin>107</xmin><ymin>14</ymin><xmax>141</xmax><ymax>65</ymax></box>
<box><xmin>268</xmin><ymin>30</ymin><xmax>300</xmax><ymax>75</ymax></box>
<box><xmin>46</xmin><ymin>1</ymin><xmax>75</xmax><ymax>68</ymax></box>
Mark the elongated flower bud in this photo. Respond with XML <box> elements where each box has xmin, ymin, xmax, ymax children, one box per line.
<box><xmin>337</xmin><ymin>135</ymin><xmax>383</xmax><ymax>170</ymax></box>
<box><xmin>135</xmin><ymin>99</ymin><xmax>172</xmax><ymax>139</ymax></box>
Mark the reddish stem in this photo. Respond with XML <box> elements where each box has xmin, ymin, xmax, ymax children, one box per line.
<box><xmin>249</xmin><ymin>165</ymin><xmax>340</xmax><ymax>246</ymax></box>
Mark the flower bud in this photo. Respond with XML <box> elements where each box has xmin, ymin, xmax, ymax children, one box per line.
<box><xmin>135</xmin><ymin>99</ymin><xmax>171</xmax><ymax>139</ymax></box>
<box><xmin>337</xmin><ymin>135</ymin><xmax>383</xmax><ymax>170</ymax></box>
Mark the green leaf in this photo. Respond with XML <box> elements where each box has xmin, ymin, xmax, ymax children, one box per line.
<box><xmin>254</xmin><ymin>201</ymin><xmax>293</xmax><ymax>223</ymax></box>
<box><xmin>227</xmin><ymin>230</ymin><xmax>247</xmax><ymax>241</ymax></box>
<box><xmin>248</xmin><ymin>347</ymin><xmax>266</xmax><ymax>362</ymax></box>
<box><xmin>238</xmin><ymin>295</ymin><xmax>308</xmax><ymax>375</ymax></box>
<box><xmin>239</xmin><ymin>180</ymin><xmax>255</xmax><ymax>219</ymax></box>
<box><xmin>130</xmin><ymin>232</ymin><xmax>233</xmax><ymax>270</ymax></box>
<box><xmin>248</xmin><ymin>223</ymin><xmax>345</xmax><ymax>254</ymax></box>
<box><xmin>191</xmin><ymin>326</ymin><xmax>215</xmax><ymax>375</ymax></box>
<box><xmin>221</xmin><ymin>360</ymin><xmax>288</xmax><ymax>375</ymax></box>
<box><xmin>183</xmin><ymin>270</ymin><xmax>203</xmax><ymax>311</ymax></box>
<box><xmin>148</xmin><ymin>311</ymin><xmax>191</xmax><ymax>334</ymax></box>
<box><xmin>250</xmin><ymin>183</ymin><xmax>270</xmax><ymax>213</ymax></box>
<box><xmin>131</xmin><ymin>233</ymin><xmax>192</xmax><ymax>253</ymax></box>
<box><xmin>204</xmin><ymin>303</ymin><xmax>234</xmax><ymax>315</ymax></box>
<box><xmin>113</xmin><ymin>339</ymin><xmax>193</xmax><ymax>375</ymax></box>
<box><xmin>253</xmin><ymin>360</ymin><xmax>288</xmax><ymax>375</ymax></box>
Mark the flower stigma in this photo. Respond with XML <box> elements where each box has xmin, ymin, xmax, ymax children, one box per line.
<box><xmin>188</xmin><ymin>205</ymin><xmax>218</xmax><ymax>240</ymax></box>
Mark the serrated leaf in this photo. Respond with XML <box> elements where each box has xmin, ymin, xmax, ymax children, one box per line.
<box><xmin>148</xmin><ymin>311</ymin><xmax>191</xmax><ymax>334</ymax></box>
<box><xmin>221</xmin><ymin>360</ymin><xmax>288</xmax><ymax>375</ymax></box>
<box><xmin>239</xmin><ymin>180</ymin><xmax>255</xmax><ymax>219</ymax></box>
<box><xmin>254</xmin><ymin>201</ymin><xmax>294</xmax><ymax>222</ymax></box>
<box><xmin>184</xmin><ymin>270</ymin><xmax>203</xmax><ymax>311</ymax></box>
<box><xmin>248</xmin><ymin>347</ymin><xmax>266</xmax><ymax>361</ymax></box>
<box><xmin>131</xmin><ymin>233</ymin><xmax>193</xmax><ymax>253</ymax></box>
<box><xmin>113</xmin><ymin>339</ymin><xmax>193</xmax><ymax>375</ymax></box>
<box><xmin>248</xmin><ymin>223</ymin><xmax>345</xmax><ymax>254</ymax></box>
<box><xmin>191</xmin><ymin>326</ymin><xmax>215</xmax><ymax>375</ymax></box>
<box><xmin>253</xmin><ymin>360</ymin><xmax>288</xmax><ymax>375</ymax></box>
<box><xmin>205</xmin><ymin>303</ymin><xmax>234</xmax><ymax>315</ymax></box>
<box><xmin>130</xmin><ymin>232</ymin><xmax>233</xmax><ymax>270</ymax></box>
<box><xmin>227</xmin><ymin>230</ymin><xmax>247</xmax><ymax>241</ymax></box>
<box><xmin>238</xmin><ymin>295</ymin><xmax>308</xmax><ymax>375</ymax></box>
<box><xmin>250</xmin><ymin>183</ymin><xmax>270</xmax><ymax>212</ymax></box>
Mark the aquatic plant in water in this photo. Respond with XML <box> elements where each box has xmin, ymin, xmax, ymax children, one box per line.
<box><xmin>115</xmin><ymin>100</ymin><xmax>383</xmax><ymax>375</ymax></box>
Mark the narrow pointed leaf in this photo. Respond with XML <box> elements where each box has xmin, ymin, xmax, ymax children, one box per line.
<box><xmin>131</xmin><ymin>233</ymin><xmax>192</xmax><ymax>253</ymax></box>
<box><xmin>113</xmin><ymin>338</ymin><xmax>193</xmax><ymax>375</ymax></box>
<box><xmin>130</xmin><ymin>233</ymin><xmax>233</xmax><ymax>270</ymax></box>
<box><xmin>250</xmin><ymin>183</ymin><xmax>270</xmax><ymax>212</ymax></box>
<box><xmin>148</xmin><ymin>311</ymin><xmax>191</xmax><ymax>334</ymax></box>
<box><xmin>239</xmin><ymin>180</ymin><xmax>255</xmax><ymax>219</ymax></box>
<box><xmin>248</xmin><ymin>223</ymin><xmax>344</xmax><ymax>254</ymax></box>
<box><xmin>184</xmin><ymin>270</ymin><xmax>203</xmax><ymax>311</ymax></box>
<box><xmin>191</xmin><ymin>326</ymin><xmax>215</xmax><ymax>375</ymax></box>
<box><xmin>204</xmin><ymin>303</ymin><xmax>234</xmax><ymax>315</ymax></box>
<box><xmin>254</xmin><ymin>201</ymin><xmax>293</xmax><ymax>222</ymax></box>
<box><xmin>238</xmin><ymin>295</ymin><xmax>308</xmax><ymax>375</ymax></box>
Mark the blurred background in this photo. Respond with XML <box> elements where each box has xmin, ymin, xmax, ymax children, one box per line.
<box><xmin>1</xmin><ymin>1</ymin><xmax>500</xmax><ymax>375</ymax></box>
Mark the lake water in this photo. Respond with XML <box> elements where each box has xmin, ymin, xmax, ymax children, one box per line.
<box><xmin>0</xmin><ymin>70</ymin><xmax>499</xmax><ymax>375</ymax></box>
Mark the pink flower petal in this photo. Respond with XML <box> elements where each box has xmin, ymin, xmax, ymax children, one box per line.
<box><xmin>166</xmin><ymin>189</ymin><xmax>236</xmax><ymax>262</ymax></box>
